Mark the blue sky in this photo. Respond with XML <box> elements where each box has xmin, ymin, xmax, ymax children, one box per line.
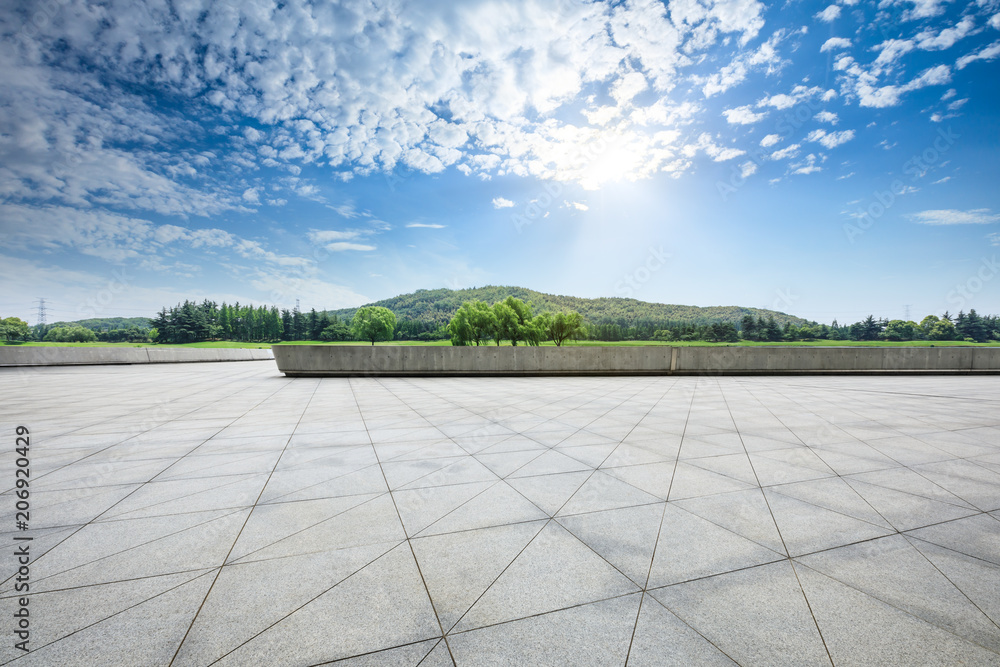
<box><xmin>2</xmin><ymin>0</ymin><xmax>999</xmax><ymax>325</ymax></box>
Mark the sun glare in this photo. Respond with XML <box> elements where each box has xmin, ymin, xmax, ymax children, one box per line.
<box><xmin>577</xmin><ymin>131</ymin><xmax>658</xmax><ymax>190</ymax></box>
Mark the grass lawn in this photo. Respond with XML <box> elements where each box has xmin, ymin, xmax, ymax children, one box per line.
<box><xmin>273</xmin><ymin>339</ymin><xmax>1000</xmax><ymax>347</ymax></box>
<box><xmin>3</xmin><ymin>341</ymin><xmax>273</xmax><ymax>349</ymax></box>
<box><xmin>6</xmin><ymin>339</ymin><xmax>998</xmax><ymax>349</ymax></box>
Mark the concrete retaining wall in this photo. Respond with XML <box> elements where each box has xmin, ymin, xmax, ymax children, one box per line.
<box><xmin>0</xmin><ymin>347</ymin><xmax>274</xmax><ymax>367</ymax></box>
<box><xmin>272</xmin><ymin>344</ymin><xmax>1000</xmax><ymax>376</ymax></box>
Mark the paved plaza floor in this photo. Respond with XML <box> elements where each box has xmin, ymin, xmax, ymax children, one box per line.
<box><xmin>2</xmin><ymin>361</ymin><xmax>999</xmax><ymax>666</ymax></box>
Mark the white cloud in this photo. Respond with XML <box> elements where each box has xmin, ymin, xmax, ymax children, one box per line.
<box><xmin>308</xmin><ymin>230</ymin><xmax>361</xmax><ymax>243</ymax></box>
<box><xmin>1</xmin><ymin>204</ymin><xmax>311</xmax><ymax>271</ymax></box>
<box><xmin>757</xmin><ymin>85</ymin><xmax>824</xmax><ymax>110</ymax></box>
<box><xmin>0</xmin><ymin>0</ymin><xmax>777</xmax><ymax>196</ymax></box>
<box><xmin>771</xmin><ymin>144</ymin><xmax>801</xmax><ymax>160</ymax></box>
<box><xmin>854</xmin><ymin>64</ymin><xmax>952</xmax><ymax>108</ymax></box>
<box><xmin>684</xmin><ymin>133</ymin><xmax>746</xmax><ymax>162</ymax></box>
<box><xmin>821</xmin><ymin>37</ymin><xmax>852</xmax><ymax>52</ymax></box>
<box><xmin>492</xmin><ymin>197</ymin><xmax>515</xmax><ymax>209</ymax></box>
<box><xmin>908</xmin><ymin>209</ymin><xmax>1000</xmax><ymax>225</ymax></box>
<box><xmin>611</xmin><ymin>71</ymin><xmax>648</xmax><ymax>104</ymax></box>
<box><xmin>407</xmin><ymin>223</ymin><xmax>446</xmax><ymax>228</ymax></box>
<box><xmin>564</xmin><ymin>201</ymin><xmax>589</xmax><ymax>211</ymax></box>
<box><xmin>816</xmin><ymin>5</ymin><xmax>842</xmax><ymax>22</ymax></box>
<box><xmin>739</xmin><ymin>161</ymin><xmax>758</xmax><ymax>178</ymax></box>
<box><xmin>814</xmin><ymin>111</ymin><xmax>839</xmax><ymax>124</ymax></box>
<box><xmin>806</xmin><ymin>129</ymin><xmax>855</xmax><ymax>148</ymax></box>
<box><xmin>916</xmin><ymin>16</ymin><xmax>976</xmax><ymax>50</ymax></box>
<box><xmin>957</xmin><ymin>40</ymin><xmax>1000</xmax><ymax>69</ymax></box>
<box><xmin>760</xmin><ymin>134</ymin><xmax>781</xmax><ymax>147</ymax></box>
<box><xmin>873</xmin><ymin>39</ymin><xmax>915</xmax><ymax>71</ymax></box>
<box><xmin>791</xmin><ymin>153</ymin><xmax>823</xmax><ymax>175</ymax></box>
<box><xmin>328</xmin><ymin>202</ymin><xmax>364</xmax><ymax>219</ymax></box>
<box><xmin>324</xmin><ymin>242</ymin><xmax>377</xmax><ymax>252</ymax></box>
<box><xmin>722</xmin><ymin>105</ymin><xmax>767</xmax><ymax>125</ymax></box>
<box><xmin>897</xmin><ymin>0</ymin><xmax>949</xmax><ymax>20</ymax></box>
<box><xmin>698</xmin><ymin>28</ymin><xmax>790</xmax><ymax>97</ymax></box>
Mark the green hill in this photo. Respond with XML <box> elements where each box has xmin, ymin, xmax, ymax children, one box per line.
<box><xmin>328</xmin><ymin>286</ymin><xmax>810</xmax><ymax>329</ymax></box>
<box><xmin>46</xmin><ymin>317</ymin><xmax>152</xmax><ymax>331</ymax></box>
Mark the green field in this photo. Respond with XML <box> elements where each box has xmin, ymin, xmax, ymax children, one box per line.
<box><xmin>5</xmin><ymin>339</ymin><xmax>999</xmax><ymax>349</ymax></box>
<box><xmin>2</xmin><ymin>341</ymin><xmax>273</xmax><ymax>349</ymax></box>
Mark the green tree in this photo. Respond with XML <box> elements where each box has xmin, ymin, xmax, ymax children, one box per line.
<box><xmin>919</xmin><ymin>315</ymin><xmax>939</xmax><ymax>337</ymax></box>
<box><xmin>447</xmin><ymin>301</ymin><xmax>498</xmax><ymax>346</ymax></box>
<box><xmin>763</xmin><ymin>316</ymin><xmax>782</xmax><ymax>342</ymax></box>
<box><xmin>467</xmin><ymin>301</ymin><xmax>498</xmax><ymax>345</ymax></box>
<box><xmin>740</xmin><ymin>314</ymin><xmax>758</xmax><ymax>341</ymax></box>
<box><xmin>927</xmin><ymin>319</ymin><xmax>959</xmax><ymax>341</ymax></box>
<box><xmin>351</xmin><ymin>306</ymin><xmax>397</xmax><ymax>345</ymax></box>
<box><xmin>492</xmin><ymin>296</ymin><xmax>533</xmax><ymax>346</ymax></box>
<box><xmin>1</xmin><ymin>317</ymin><xmax>31</xmax><ymax>342</ymax></box>
<box><xmin>537</xmin><ymin>311</ymin><xmax>583</xmax><ymax>346</ymax></box>
<box><xmin>882</xmin><ymin>320</ymin><xmax>916</xmax><ymax>341</ymax></box>
<box><xmin>956</xmin><ymin>309</ymin><xmax>988</xmax><ymax>343</ymax></box>
<box><xmin>447</xmin><ymin>306</ymin><xmax>474</xmax><ymax>346</ymax></box>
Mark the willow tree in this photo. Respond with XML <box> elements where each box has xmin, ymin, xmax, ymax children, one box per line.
<box><xmin>350</xmin><ymin>306</ymin><xmax>397</xmax><ymax>345</ymax></box>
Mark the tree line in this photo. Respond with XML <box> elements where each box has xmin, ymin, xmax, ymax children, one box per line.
<box><xmin>3</xmin><ymin>304</ymin><xmax>998</xmax><ymax>345</ymax></box>
<box><xmin>446</xmin><ymin>296</ymin><xmax>584</xmax><ymax>346</ymax></box>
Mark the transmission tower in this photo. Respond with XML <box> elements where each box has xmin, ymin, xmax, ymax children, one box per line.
<box><xmin>904</xmin><ymin>304</ymin><xmax>911</xmax><ymax>320</ymax></box>
<box><xmin>295</xmin><ymin>298</ymin><xmax>301</xmax><ymax>313</ymax></box>
<box><xmin>34</xmin><ymin>298</ymin><xmax>48</xmax><ymax>325</ymax></box>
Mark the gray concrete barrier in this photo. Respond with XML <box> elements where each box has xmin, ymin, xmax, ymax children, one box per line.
<box><xmin>271</xmin><ymin>344</ymin><xmax>1000</xmax><ymax>376</ymax></box>
<box><xmin>0</xmin><ymin>347</ymin><xmax>274</xmax><ymax>367</ymax></box>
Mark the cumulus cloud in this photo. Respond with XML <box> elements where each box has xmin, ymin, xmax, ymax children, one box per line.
<box><xmin>0</xmin><ymin>0</ymin><xmax>785</xmax><ymax>199</ymax></box>
<box><xmin>2</xmin><ymin>204</ymin><xmax>311</xmax><ymax>269</ymax></box>
<box><xmin>897</xmin><ymin>0</ymin><xmax>949</xmax><ymax>21</ymax></box>
<box><xmin>698</xmin><ymin>28</ymin><xmax>791</xmax><ymax>97</ymax></box>
<box><xmin>908</xmin><ymin>209</ymin><xmax>1000</xmax><ymax>225</ymax></box>
<box><xmin>852</xmin><ymin>64</ymin><xmax>952</xmax><ymax>108</ymax></box>
<box><xmin>821</xmin><ymin>37</ymin><xmax>852</xmax><ymax>52</ymax></box>
<box><xmin>760</xmin><ymin>134</ymin><xmax>782</xmax><ymax>147</ymax></box>
<box><xmin>873</xmin><ymin>39</ymin><xmax>916</xmax><ymax>71</ymax></box>
<box><xmin>916</xmin><ymin>16</ymin><xmax>976</xmax><ymax>50</ymax></box>
<box><xmin>0</xmin><ymin>0</ymin><xmax>991</xmax><ymax>206</ymax></box>
<box><xmin>957</xmin><ymin>40</ymin><xmax>1000</xmax><ymax>69</ymax></box>
<box><xmin>771</xmin><ymin>144</ymin><xmax>801</xmax><ymax>160</ymax></box>
<box><xmin>756</xmin><ymin>85</ymin><xmax>824</xmax><ymax>110</ymax></box>
<box><xmin>791</xmin><ymin>153</ymin><xmax>823</xmax><ymax>175</ymax></box>
<box><xmin>806</xmin><ymin>128</ymin><xmax>855</xmax><ymax>148</ymax></box>
<box><xmin>816</xmin><ymin>5</ymin><xmax>842</xmax><ymax>22</ymax></box>
<box><xmin>492</xmin><ymin>197</ymin><xmax>515</xmax><ymax>209</ymax></box>
<box><xmin>722</xmin><ymin>105</ymin><xmax>767</xmax><ymax>124</ymax></box>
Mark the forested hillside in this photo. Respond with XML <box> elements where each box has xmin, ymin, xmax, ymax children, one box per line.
<box><xmin>47</xmin><ymin>317</ymin><xmax>152</xmax><ymax>331</ymax></box>
<box><xmin>328</xmin><ymin>286</ymin><xmax>809</xmax><ymax>329</ymax></box>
